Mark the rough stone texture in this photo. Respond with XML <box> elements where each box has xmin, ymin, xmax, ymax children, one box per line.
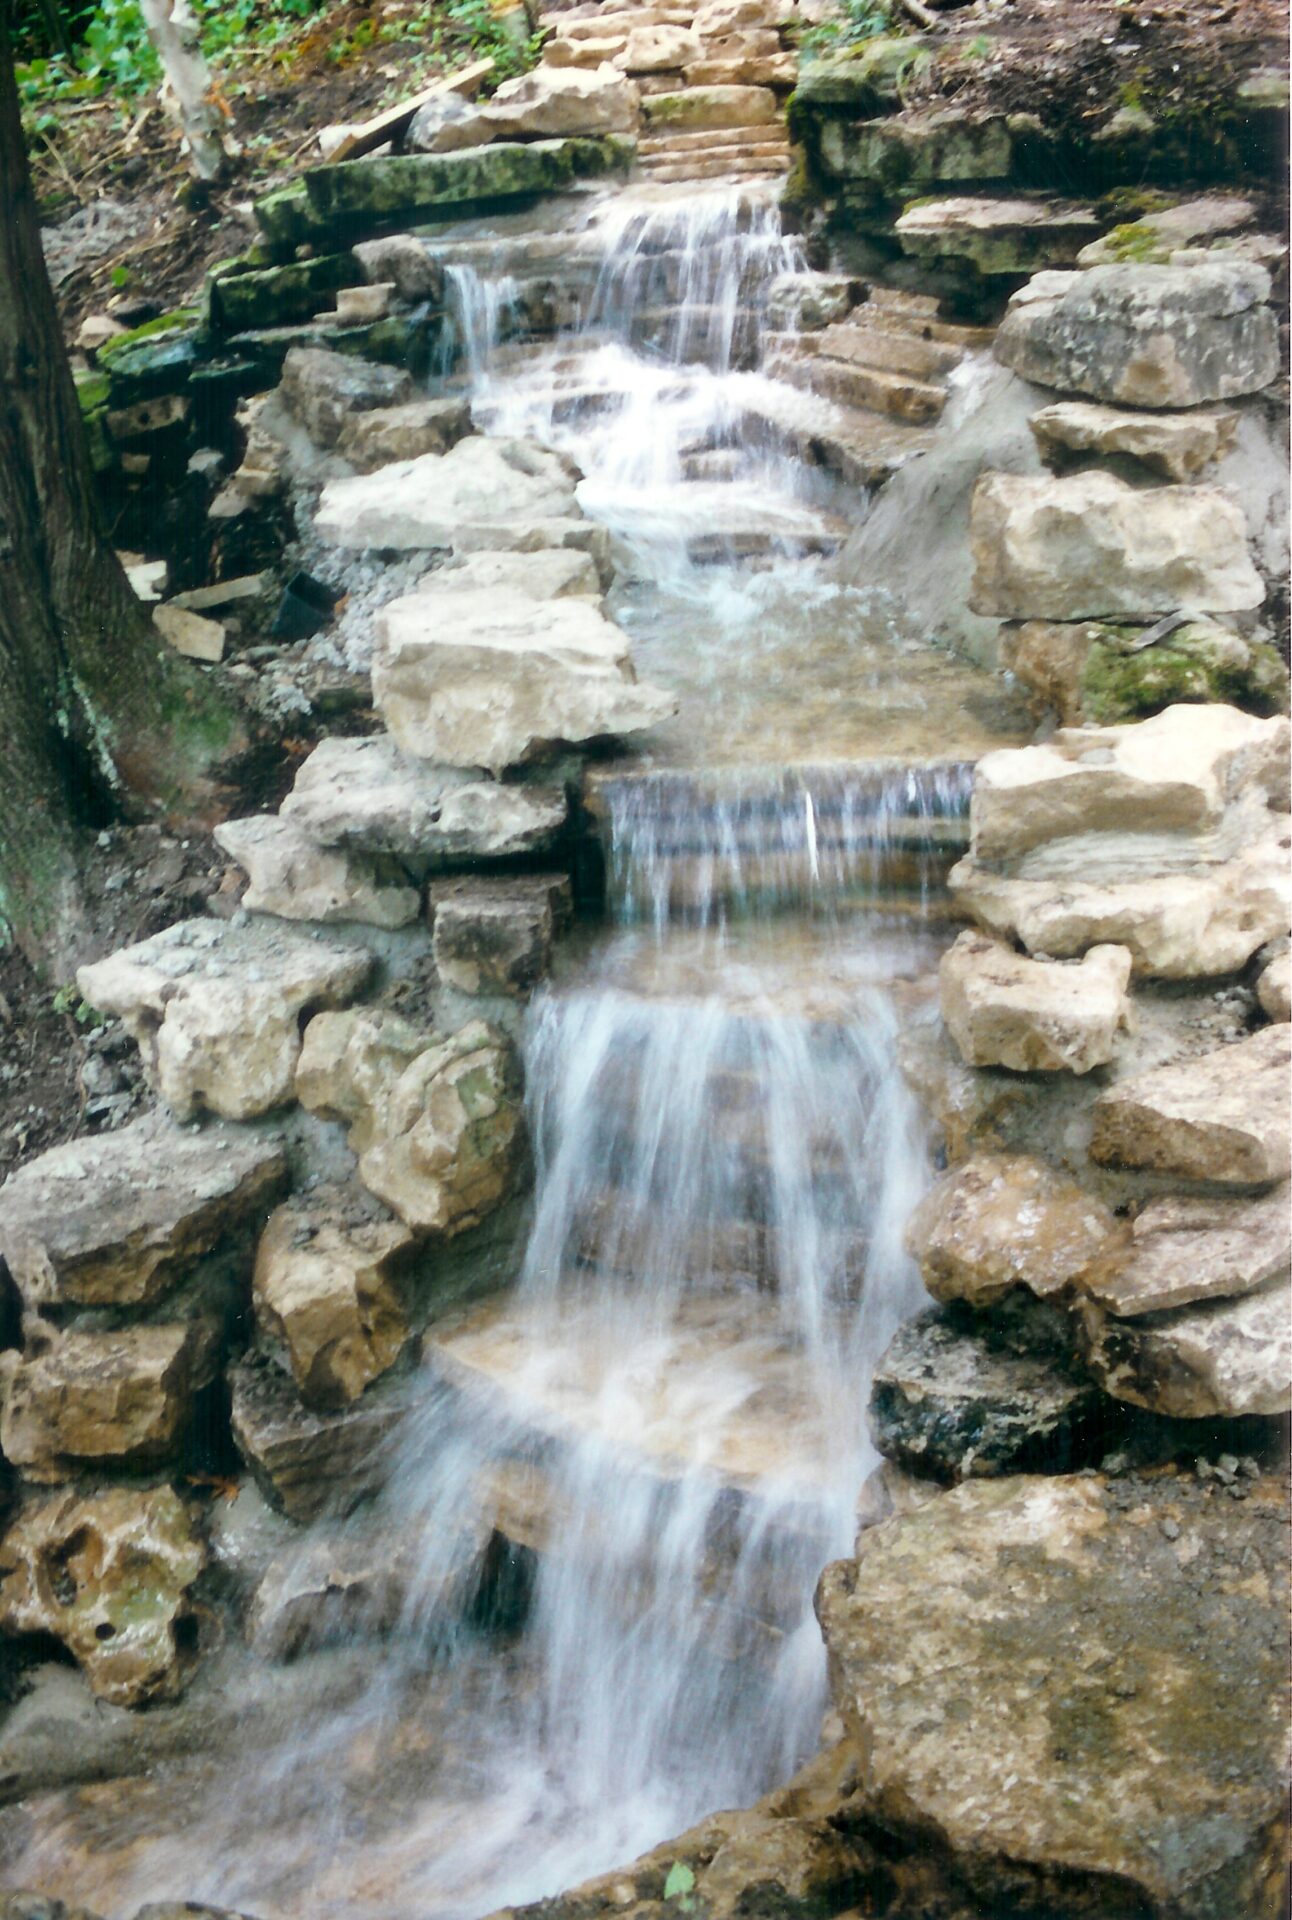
<box><xmin>969</xmin><ymin>471</ymin><xmax>1263</xmax><ymax>620</ymax></box>
<box><xmin>296</xmin><ymin>1009</ymin><xmax>526</xmax><ymax>1234</ymax></box>
<box><xmin>315</xmin><ymin>434</ymin><xmax>588</xmax><ymax>553</ymax></box>
<box><xmin>0</xmin><ymin>1322</ymin><xmax>217</xmax><ymax>1480</ymax></box>
<box><xmin>1080</xmin><ymin>1183</ymin><xmax>1290</xmax><ymax>1317</ymax></box>
<box><xmin>816</xmin><ymin>1472</ymin><xmax>1288</xmax><ymax>1920</ymax></box>
<box><xmin>1029</xmin><ymin>401</ymin><xmax>1239</xmax><ymax>482</ymax></box>
<box><xmin>1001</xmin><ymin>617</ymin><xmax>1290</xmax><ymax>727</ymax></box>
<box><xmin>373</xmin><ymin>583</ymin><xmax>675</xmax><ymax>775</ymax></box>
<box><xmin>0</xmin><ymin>1115</ymin><xmax>286</xmax><ymax>1311</ymax></box>
<box><xmin>1090</xmin><ymin>1025</ymin><xmax>1291</xmax><ymax>1187</ymax></box>
<box><xmin>252</xmin><ymin>1188</ymin><xmax>414</xmax><ymax>1411</ymax></box>
<box><xmin>412</xmin><ymin>545</ymin><xmax>604</xmax><ymax>602</ymax></box>
<box><xmin>335</xmin><ymin>396</ymin><xmax>471</xmax><ymax>472</ymax></box>
<box><xmin>352</xmin><ymin>232</ymin><xmax>445</xmax><ymax>301</ymax></box>
<box><xmin>302</xmin><ymin>137</ymin><xmax>633</xmax><ymax>232</ymax></box>
<box><xmin>640</xmin><ymin>84</ymin><xmax>777</xmax><ymax>131</ymax></box>
<box><xmin>993</xmin><ymin>259</ymin><xmax>1281</xmax><ymax>407</ymax></box>
<box><xmin>965</xmin><ymin>706</ymin><xmax>1289</xmax><ymax>864</ymax></box>
<box><xmin>481</xmin><ymin>64</ymin><xmax>640</xmax><ymax>137</ymax></box>
<box><xmin>0</xmin><ymin>1487</ymin><xmax>205</xmax><ymax>1707</ymax></box>
<box><xmin>214</xmin><ymin>814</ymin><xmax>420</xmax><ymax>929</ymax></box>
<box><xmin>1081</xmin><ymin>1280</ymin><xmax>1290</xmax><ymax>1418</ymax></box>
<box><xmin>1256</xmin><ymin>950</ymin><xmax>1291</xmax><ymax>1022</ymax></box>
<box><xmin>617</xmin><ymin>25</ymin><xmax>699</xmax><ymax>71</ymax></box>
<box><xmin>77</xmin><ymin>918</ymin><xmax>373</xmax><ymax>1123</ymax></box>
<box><xmin>869</xmin><ymin>1299</ymin><xmax>1104</xmax><ymax>1484</ymax></box>
<box><xmin>228</xmin><ymin>1353</ymin><xmax>408</xmax><ymax>1521</ymax></box>
<box><xmin>278</xmin><ymin>346</ymin><xmax>413</xmax><ymax>449</ymax></box>
<box><xmin>429</xmin><ymin>874</ymin><xmax>571</xmax><ymax>997</ymax></box>
<box><xmin>764</xmin><ymin>272</ymin><xmax>860</xmax><ymax>332</ymax></box>
<box><xmin>818</xmin><ymin>109</ymin><xmax>1012</xmax><ymax>190</ymax></box>
<box><xmin>905</xmin><ymin>1153</ymin><xmax>1119</xmax><ymax>1308</ymax></box>
<box><xmin>895</xmin><ymin>195</ymin><xmax>1100</xmax><ymax>276</ymax></box>
<box><xmin>1075</xmin><ymin>193</ymin><xmax>1259</xmax><ymax>268</ymax></box>
<box><xmin>405</xmin><ymin>89</ymin><xmax>494</xmax><ymax>153</ymax></box>
<box><xmin>940</xmin><ymin>930</ymin><xmax>1132</xmax><ymax>1074</ymax></box>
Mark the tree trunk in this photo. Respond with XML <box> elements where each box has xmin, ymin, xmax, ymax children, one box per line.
<box><xmin>138</xmin><ymin>0</ymin><xmax>237</xmax><ymax>183</ymax></box>
<box><xmin>0</xmin><ymin>2</ymin><xmax>243</xmax><ymax>966</ymax></box>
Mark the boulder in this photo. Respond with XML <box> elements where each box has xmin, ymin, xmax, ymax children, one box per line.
<box><xmin>229</xmin><ymin>1352</ymin><xmax>408</xmax><ymax>1521</ymax></box>
<box><xmin>1080</xmin><ymin>1183</ymin><xmax>1290</xmax><ymax>1316</ymax></box>
<box><xmin>404</xmin><ymin>90</ymin><xmax>493</xmax><ymax>153</ymax></box>
<box><xmin>278</xmin><ymin>346</ymin><xmax>413</xmax><ymax>450</ymax></box>
<box><xmin>0</xmin><ymin>1115</ymin><xmax>286</xmax><ymax>1311</ymax></box>
<box><xmin>1075</xmin><ymin>193</ymin><xmax>1259</xmax><ymax>268</ymax></box>
<box><xmin>1080</xmin><ymin>1280</ymin><xmax>1290</xmax><ymax>1418</ymax></box>
<box><xmin>252</xmin><ymin>1188</ymin><xmax>414</xmax><ymax>1412</ymax></box>
<box><xmin>939</xmin><ymin>930</ymin><xmax>1132</xmax><ymax>1074</ymax></box>
<box><xmin>869</xmin><ymin>1298</ymin><xmax>1104</xmax><ymax>1483</ymax></box>
<box><xmin>1001</xmin><ymin>617</ymin><xmax>1290</xmax><ymax>727</ymax></box>
<box><xmin>816</xmin><ymin>1471</ymin><xmax>1288</xmax><ymax>1918</ymax></box>
<box><xmin>969</xmin><ymin>471</ymin><xmax>1263</xmax><ymax>620</ymax></box>
<box><xmin>77</xmin><ymin>919</ymin><xmax>373</xmax><ymax>1124</ymax></box>
<box><xmin>482</xmin><ymin>64</ymin><xmax>640</xmax><ymax>138</ymax></box>
<box><xmin>296</xmin><ymin>1010</ymin><xmax>526</xmax><ymax>1235</ymax></box>
<box><xmin>335</xmin><ymin>396</ymin><xmax>471</xmax><ymax>471</ymax></box>
<box><xmin>0</xmin><ymin>1486</ymin><xmax>205</xmax><ymax>1707</ymax></box>
<box><xmin>314</xmin><ymin>434</ymin><xmax>589</xmax><ymax>554</ymax></box>
<box><xmin>214</xmin><ymin>815</ymin><xmax>420</xmax><ymax>929</ymax></box>
<box><xmin>280</xmin><ymin>733</ymin><xmax>567</xmax><ymax>864</ymax></box>
<box><xmin>1257</xmin><ymin>949</ymin><xmax>1290</xmax><ymax>1022</ymax></box>
<box><xmin>640</xmin><ymin>85</ymin><xmax>778</xmax><ymax>131</ymax></box>
<box><xmin>993</xmin><ymin>259</ymin><xmax>1280</xmax><ymax>407</ymax></box>
<box><xmin>618</xmin><ymin>25</ymin><xmax>700</xmax><ymax>71</ymax></box>
<box><xmin>905</xmin><ymin>1152</ymin><xmax>1119</xmax><ymax>1308</ymax></box>
<box><xmin>895</xmin><ymin>195</ymin><xmax>1100</xmax><ymax>276</ymax></box>
<box><xmin>965</xmin><ymin>704</ymin><xmax>1288</xmax><ymax>863</ymax></box>
<box><xmin>430</xmin><ymin>874</ymin><xmax>571</xmax><ymax>997</ymax></box>
<box><xmin>764</xmin><ymin>273</ymin><xmax>860</xmax><ymax>332</ymax></box>
<box><xmin>0</xmin><ymin>1322</ymin><xmax>217</xmax><ymax>1481</ymax></box>
<box><xmin>1090</xmin><ymin>1025</ymin><xmax>1290</xmax><ymax>1187</ymax></box>
<box><xmin>373</xmin><ymin>583</ymin><xmax>675</xmax><ymax>774</ymax></box>
<box><xmin>1028</xmin><ymin>401</ymin><xmax>1238</xmax><ymax>482</ymax></box>
<box><xmin>818</xmin><ymin>111</ymin><xmax>1012</xmax><ymax>191</ymax></box>
<box><xmin>352</xmin><ymin>233</ymin><xmax>445</xmax><ymax>301</ymax></box>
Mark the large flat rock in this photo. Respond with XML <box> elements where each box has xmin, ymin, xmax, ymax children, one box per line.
<box><xmin>314</xmin><ymin>435</ymin><xmax>587</xmax><ymax>554</ymax></box>
<box><xmin>78</xmin><ymin>919</ymin><xmax>373</xmax><ymax>1123</ymax></box>
<box><xmin>969</xmin><ymin>470</ymin><xmax>1263</xmax><ymax>620</ymax></box>
<box><xmin>1081</xmin><ymin>1183</ymin><xmax>1290</xmax><ymax>1317</ymax></box>
<box><xmin>817</xmin><ymin>1472</ymin><xmax>1289</xmax><ymax>1918</ymax></box>
<box><xmin>280</xmin><ymin>733</ymin><xmax>568</xmax><ymax>862</ymax></box>
<box><xmin>0</xmin><ymin>1114</ymin><xmax>286</xmax><ymax>1310</ymax></box>
<box><xmin>214</xmin><ymin>814</ymin><xmax>421</xmax><ymax>929</ymax></box>
<box><xmin>993</xmin><ymin>259</ymin><xmax>1280</xmax><ymax>407</ymax></box>
<box><xmin>1028</xmin><ymin>400</ymin><xmax>1238</xmax><ymax>482</ymax></box>
<box><xmin>939</xmin><ymin>929</ymin><xmax>1131</xmax><ymax>1074</ymax></box>
<box><xmin>1081</xmin><ymin>1279</ymin><xmax>1290</xmax><ymax>1418</ymax></box>
<box><xmin>1091</xmin><ymin>1024</ymin><xmax>1290</xmax><ymax>1187</ymax></box>
<box><xmin>301</xmin><ymin>135</ymin><xmax>632</xmax><ymax>231</ymax></box>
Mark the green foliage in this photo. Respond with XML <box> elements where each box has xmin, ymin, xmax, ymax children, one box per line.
<box><xmin>663</xmin><ymin>1863</ymin><xmax>696</xmax><ymax>1907</ymax></box>
<box><xmin>51</xmin><ymin>983</ymin><xmax>106</xmax><ymax>1026</ymax></box>
<box><xmin>446</xmin><ymin>0</ymin><xmax>541</xmax><ymax>82</ymax></box>
<box><xmin>798</xmin><ymin>0</ymin><xmax>899</xmax><ymax>58</ymax></box>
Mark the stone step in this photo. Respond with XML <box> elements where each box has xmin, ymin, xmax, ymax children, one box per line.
<box><xmin>682</xmin><ymin>54</ymin><xmax>796</xmax><ymax>87</ymax></box>
<box><xmin>641</xmin><ymin>84</ymin><xmax>780</xmax><ymax>133</ymax></box>
<box><xmin>859</xmin><ymin>301</ymin><xmax>997</xmax><ymax>352</ymax></box>
<box><xmin>544</xmin><ymin>7</ymin><xmax>697</xmax><ymax>37</ymax></box>
<box><xmin>567</xmin><ymin>1193</ymin><xmax>872</xmax><ymax>1292</ymax></box>
<box><xmin>638</xmin><ymin>153</ymin><xmax>790</xmax><ymax>182</ymax></box>
<box><xmin>893</xmin><ymin>194</ymin><xmax>1102</xmax><ymax>276</ymax></box>
<box><xmin>867</xmin><ymin>285</ymin><xmax>942</xmax><ymax>318</ymax></box>
<box><xmin>637</xmin><ymin>123</ymin><xmax>790</xmax><ymax>155</ymax></box>
<box><xmin>813</xmin><ymin>319</ymin><xmax>965</xmax><ymax>382</ymax></box>
<box><xmin>763</xmin><ymin>349</ymin><xmax>947</xmax><ymax>425</ymax></box>
<box><xmin>729</xmin><ymin>372</ymin><xmax>937</xmax><ymax>488</ymax></box>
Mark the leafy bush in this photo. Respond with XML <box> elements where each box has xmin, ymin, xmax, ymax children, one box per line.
<box><xmin>798</xmin><ymin>0</ymin><xmax>900</xmax><ymax>57</ymax></box>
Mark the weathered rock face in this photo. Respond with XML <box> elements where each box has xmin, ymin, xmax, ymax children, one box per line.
<box><xmin>214</xmin><ymin>815</ymin><xmax>420</xmax><ymax>929</ymax></box>
<box><xmin>1029</xmin><ymin>400</ymin><xmax>1238</xmax><ymax>482</ymax></box>
<box><xmin>1090</xmin><ymin>1025</ymin><xmax>1291</xmax><ymax>1187</ymax></box>
<box><xmin>280</xmin><ymin>733</ymin><xmax>568</xmax><ymax>863</ymax></box>
<box><xmin>302</xmin><ymin>137</ymin><xmax>633</xmax><ymax>232</ymax></box>
<box><xmin>640</xmin><ymin>84</ymin><xmax>777</xmax><ymax>132</ymax></box>
<box><xmin>0</xmin><ymin>1116</ymin><xmax>286</xmax><ymax>1311</ymax></box>
<box><xmin>0</xmin><ymin>1487</ymin><xmax>205</xmax><ymax>1707</ymax></box>
<box><xmin>905</xmin><ymin>1153</ymin><xmax>1120</xmax><ymax>1308</ymax></box>
<box><xmin>969</xmin><ymin>471</ymin><xmax>1263</xmax><ymax>620</ymax></box>
<box><xmin>352</xmin><ymin>232</ymin><xmax>445</xmax><ymax>300</ymax></box>
<box><xmin>296</xmin><ymin>1009</ymin><xmax>526</xmax><ymax>1234</ymax></box>
<box><xmin>77</xmin><ymin>919</ymin><xmax>373</xmax><ymax>1123</ymax></box>
<box><xmin>869</xmin><ymin>1299</ymin><xmax>1104</xmax><ymax>1483</ymax></box>
<box><xmin>252</xmin><ymin>1189</ymin><xmax>414</xmax><ymax>1411</ymax></box>
<box><xmin>939</xmin><ymin>930</ymin><xmax>1132</xmax><ymax>1074</ymax></box>
<box><xmin>229</xmin><ymin>1353</ymin><xmax>408</xmax><ymax>1521</ymax></box>
<box><xmin>895</xmin><ymin>194</ymin><xmax>1100</xmax><ymax>276</ymax></box>
<box><xmin>621</xmin><ymin>24</ymin><xmax>700</xmax><ymax>72</ymax></box>
<box><xmin>482</xmin><ymin>64</ymin><xmax>641</xmax><ymax>138</ymax></box>
<box><xmin>1257</xmin><ymin>950</ymin><xmax>1291</xmax><ymax>1021</ymax></box>
<box><xmin>279</xmin><ymin>346</ymin><xmax>413</xmax><ymax>449</ymax></box>
<box><xmin>817</xmin><ymin>1472</ymin><xmax>1289</xmax><ymax>1919</ymax></box>
<box><xmin>373</xmin><ymin>583</ymin><xmax>675</xmax><ymax>774</ymax></box>
<box><xmin>335</xmin><ymin>396</ymin><xmax>471</xmax><ymax>471</ymax></box>
<box><xmin>315</xmin><ymin>435</ymin><xmax>586</xmax><ymax>553</ymax></box>
<box><xmin>0</xmin><ymin>1322</ymin><xmax>217</xmax><ymax>1480</ymax></box>
<box><xmin>1081</xmin><ymin>1184</ymin><xmax>1290</xmax><ymax>1317</ymax></box>
<box><xmin>1075</xmin><ymin>193</ymin><xmax>1259</xmax><ymax>268</ymax></box>
<box><xmin>1080</xmin><ymin>1281</ymin><xmax>1290</xmax><ymax>1419</ymax></box>
<box><xmin>993</xmin><ymin>259</ymin><xmax>1281</xmax><ymax>407</ymax></box>
<box><xmin>405</xmin><ymin>89</ymin><xmax>494</xmax><ymax>153</ymax></box>
<box><xmin>1001</xmin><ymin>617</ymin><xmax>1290</xmax><ymax>727</ymax></box>
<box><xmin>430</xmin><ymin>874</ymin><xmax>571</xmax><ymax>997</ymax></box>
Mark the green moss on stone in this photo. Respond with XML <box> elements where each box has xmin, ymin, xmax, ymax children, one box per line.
<box><xmin>1081</xmin><ymin>625</ymin><xmax>1291</xmax><ymax>724</ymax></box>
<box><xmin>303</xmin><ymin>137</ymin><xmax>629</xmax><ymax>233</ymax></box>
<box><xmin>210</xmin><ymin>254</ymin><xmax>364</xmax><ymax>335</ymax></box>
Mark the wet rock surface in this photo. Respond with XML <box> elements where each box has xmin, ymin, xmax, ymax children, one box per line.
<box><xmin>429</xmin><ymin>874</ymin><xmax>572</xmax><ymax>997</ymax></box>
<box><xmin>1090</xmin><ymin>1024</ymin><xmax>1291</xmax><ymax>1186</ymax></box>
<box><xmin>228</xmin><ymin>1351</ymin><xmax>409</xmax><ymax>1522</ymax></box>
<box><xmin>939</xmin><ymin>929</ymin><xmax>1132</xmax><ymax>1074</ymax></box>
<box><xmin>905</xmin><ymin>1152</ymin><xmax>1119</xmax><ymax>1308</ymax></box>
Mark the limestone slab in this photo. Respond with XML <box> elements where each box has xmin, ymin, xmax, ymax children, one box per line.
<box><xmin>1090</xmin><ymin>1024</ymin><xmax>1291</xmax><ymax>1186</ymax></box>
<box><xmin>896</xmin><ymin>195</ymin><xmax>1100</xmax><ymax>275</ymax></box>
<box><xmin>0</xmin><ymin>1115</ymin><xmax>286</xmax><ymax>1310</ymax></box>
<box><xmin>940</xmin><ymin>930</ymin><xmax>1132</xmax><ymax>1074</ymax></box>
<box><xmin>215</xmin><ymin>814</ymin><xmax>420</xmax><ymax>929</ymax></box>
<box><xmin>314</xmin><ymin>434</ymin><xmax>583</xmax><ymax>552</ymax></box>
<box><xmin>905</xmin><ymin>1152</ymin><xmax>1118</xmax><ymax>1308</ymax></box>
<box><xmin>77</xmin><ymin>918</ymin><xmax>373</xmax><ymax>1123</ymax></box>
<box><xmin>1028</xmin><ymin>401</ymin><xmax>1238</xmax><ymax>482</ymax></box>
<box><xmin>430</xmin><ymin>873</ymin><xmax>571</xmax><ymax>997</ymax></box>
<box><xmin>1081</xmin><ymin>1279</ymin><xmax>1290</xmax><ymax>1418</ymax></box>
<box><xmin>482</xmin><ymin>63</ymin><xmax>640</xmax><ymax>137</ymax></box>
<box><xmin>1081</xmin><ymin>1183</ymin><xmax>1290</xmax><ymax>1317</ymax></box>
<box><xmin>229</xmin><ymin>1353</ymin><xmax>407</xmax><ymax>1522</ymax></box>
<box><xmin>278</xmin><ymin>346</ymin><xmax>413</xmax><ymax>449</ymax></box>
<box><xmin>640</xmin><ymin>85</ymin><xmax>778</xmax><ymax>131</ymax></box>
<box><xmin>335</xmin><ymin>396</ymin><xmax>470</xmax><ymax>471</ymax></box>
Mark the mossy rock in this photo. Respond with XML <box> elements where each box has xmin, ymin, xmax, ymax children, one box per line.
<box><xmin>253</xmin><ymin>180</ymin><xmax>329</xmax><ymax>256</ymax></box>
<box><xmin>302</xmin><ymin>137</ymin><xmax>633</xmax><ymax>235</ymax></box>
<box><xmin>210</xmin><ymin>254</ymin><xmax>364</xmax><ymax>336</ymax></box>
<box><xmin>98</xmin><ymin>314</ymin><xmax>203</xmax><ymax>403</ymax></box>
<box><xmin>1082</xmin><ymin>622</ymin><xmax>1291</xmax><ymax>723</ymax></box>
<box><xmin>74</xmin><ymin>368</ymin><xmax>110</xmax><ymax>415</ymax></box>
<box><xmin>791</xmin><ymin>36</ymin><xmax>930</xmax><ymax>113</ymax></box>
<box><xmin>817</xmin><ymin>109</ymin><xmax>1011</xmax><ymax>191</ymax></box>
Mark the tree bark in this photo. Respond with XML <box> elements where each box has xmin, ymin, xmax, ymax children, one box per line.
<box><xmin>138</xmin><ymin>0</ymin><xmax>237</xmax><ymax>183</ymax></box>
<box><xmin>0</xmin><ymin>1</ymin><xmax>243</xmax><ymax>966</ymax></box>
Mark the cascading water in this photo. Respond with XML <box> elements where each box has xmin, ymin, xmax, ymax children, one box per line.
<box><xmin>1</xmin><ymin>181</ymin><xmax>970</xmax><ymax>1920</ymax></box>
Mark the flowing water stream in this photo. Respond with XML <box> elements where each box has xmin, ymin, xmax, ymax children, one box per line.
<box><xmin>2</xmin><ymin>182</ymin><xmax>1022</xmax><ymax>1919</ymax></box>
